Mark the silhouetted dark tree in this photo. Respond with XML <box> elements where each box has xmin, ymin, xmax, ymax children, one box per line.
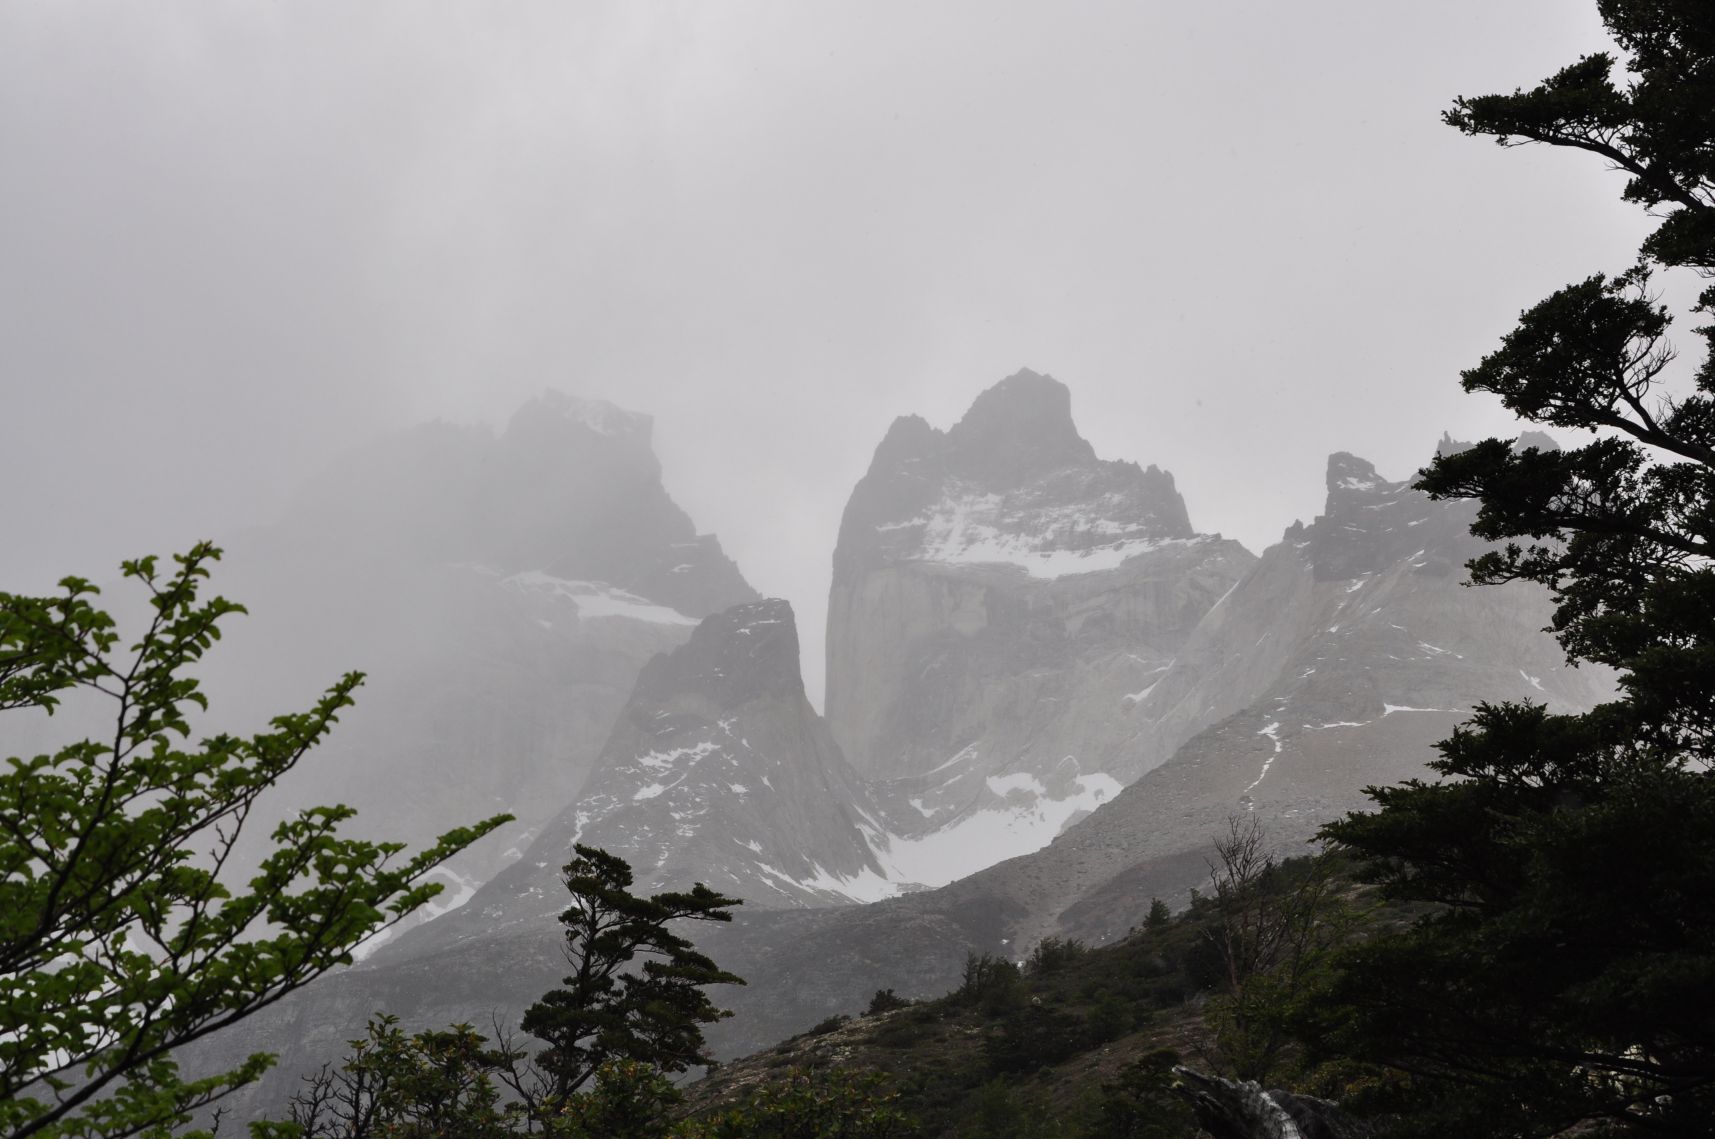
<box><xmin>1318</xmin><ymin>3</ymin><xmax>1715</xmax><ymax>1133</ymax></box>
<box><xmin>520</xmin><ymin>844</ymin><xmax>743</xmax><ymax>1102</ymax></box>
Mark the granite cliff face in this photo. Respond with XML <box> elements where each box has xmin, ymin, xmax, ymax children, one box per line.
<box><xmin>207</xmin><ymin>392</ymin><xmax>757</xmax><ymax>905</ymax></box>
<box><xmin>825</xmin><ymin>369</ymin><xmax>1254</xmax><ymax>884</ymax></box>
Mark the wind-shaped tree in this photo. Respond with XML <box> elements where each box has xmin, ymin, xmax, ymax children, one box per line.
<box><xmin>520</xmin><ymin>844</ymin><xmax>744</xmax><ymax>1103</ymax></box>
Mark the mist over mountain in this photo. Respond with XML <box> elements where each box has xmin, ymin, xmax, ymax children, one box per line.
<box><xmin>202</xmin><ymin>392</ymin><xmax>756</xmax><ymax>904</ymax></box>
<box><xmin>174</xmin><ymin>371</ymin><xmax>1615</xmax><ymax>1125</ymax></box>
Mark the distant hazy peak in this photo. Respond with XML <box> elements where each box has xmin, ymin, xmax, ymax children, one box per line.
<box><xmin>1513</xmin><ymin>429</ymin><xmax>1560</xmax><ymax>453</ymax></box>
<box><xmin>276</xmin><ymin>390</ymin><xmax>755</xmax><ymax>618</ymax></box>
<box><xmin>1435</xmin><ymin>432</ymin><xmax>1473</xmax><ymax>459</ymax></box>
<box><xmin>946</xmin><ymin>368</ymin><xmax>1096</xmax><ymax>484</ymax></box>
<box><xmin>1436</xmin><ymin>429</ymin><xmax>1562</xmax><ymax>461</ymax></box>
<box><xmin>868</xmin><ymin>414</ymin><xmax>940</xmax><ymax>473</ymax></box>
<box><xmin>834</xmin><ymin>369</ymin><xmax>1201</xmax><ymax>579</ymax></box>
<box><xmin>520</xmin><ymin>390</ymin><xmax>652</xmax><ymax>440</ymax></box>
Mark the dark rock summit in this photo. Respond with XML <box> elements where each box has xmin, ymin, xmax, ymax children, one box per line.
<box><xmin>834</xmin><ymin>370</ymin><xmax>1194</xmax><ymax>579</ymax></box>
<box><xmin>1310</xmin><ymin>451</ymin><xmax>1455</xmax><ymax>581</ymax></box>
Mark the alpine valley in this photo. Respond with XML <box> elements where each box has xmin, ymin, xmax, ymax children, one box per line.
<box><xmin>176</xmin><ymin>369</ymin><xmax>1613</xmax><ymax>1116</ymax></box>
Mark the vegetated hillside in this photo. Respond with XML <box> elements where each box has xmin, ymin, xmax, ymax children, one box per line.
<box><xmin>683</xmin><ymin>853</ymin><xmax>1382</xmax><ymax>1138</ymax></box>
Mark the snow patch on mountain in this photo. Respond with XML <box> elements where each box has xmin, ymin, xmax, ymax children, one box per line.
<box><xmin>887</xmin><ymin>487</ymin><xmax>1199</xmax><ymax>579</ymax></box>
<box><xmin>501</xmin><ymin>571</ymin><xmax>698</xmax><ymax>625</ymax></box>
<box><xmin>636</xmin><ymin>740</ymin><xmax>723</xmax><ymax>771</ymax></box>
<box><xmin>1241</xmin><ymin>722</ymin><xmax>1285</xmax><ymax>800</ymax></box>
<box><xmin>536</xmin><ymin>390</ymin><xmax>652</xmax><ymax>439</ymax></box>
<box><xmin>794</xmin><ymin>862</ymin><xmax>901</xmax><ymax>905</ymax></box>
<box><xmin>868</xmin><ymin>771</ymin><xmax>1123</xmax><ymax>888</ymax></box>
<box><xmin>350</xmin><ymin>864</ymin><xmax>482</xmax><ymax>962</ymax></box>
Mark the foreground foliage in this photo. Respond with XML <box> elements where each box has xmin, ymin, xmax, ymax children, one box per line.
<box><xmin>289</xmin><ymin>1019</ymin><xmax>913</xmax><ymax>1138</ymax></box>
<box><xmin>0</xmin><ymin>545</ymin><xmax>510</xmax><ymax>1139</ymax></box>
<box><xmin>283</xmin><ymin>1016</ymin><xmax>520</xmax><ymax>1139</ymax></box>
<box><xmin>1316</xmin><ymin>2</ymin><xmax>1715</xmax><ymax>1133</ymax></box>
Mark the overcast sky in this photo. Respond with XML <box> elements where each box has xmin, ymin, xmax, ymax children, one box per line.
<box><xmin>0</xmin><ymin>2</ymin><xmax>1668</xmax><ymax>703</ymax></box>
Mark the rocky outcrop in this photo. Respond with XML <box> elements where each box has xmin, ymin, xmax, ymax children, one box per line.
<box><xmin>181</xmin><ymin>599</ymin><xmax>896</xmax><ymax>1123</ymax></box>
<box><xmin>1173</xmin><ymin>1067</ymin><xmax>1370</xmax><ymax>1139</ymax></box>
<box><xmin>825</xmin><ymin>369</ymin><xmax>1254</xmax><ymax>885</ymax></box>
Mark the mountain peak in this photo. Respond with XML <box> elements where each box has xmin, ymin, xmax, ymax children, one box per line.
<box><xmin>868</xmin><ymin>414</ymin><xmax>941</xmax><ymax>474</ymax></box>
<box><xmin>947</xmin><ymin>369</ymin><xmax>1096</xmax><ymax>485</ymax></box>
<box><xmin>635</xmin><ymin>598</ymin><xmax>804</xmax><ymax>708</ymax></box>
<box><xmin>524</xmin><ymin>390</ymin><xmax>652</xmax><ymax>440</ymax></box>
<box><xmin>1325</xmin><ymin>452</ymin><xmax>1390</xmax><ymax>496</ymax></box>
<box><xmin>1514</xmin><ymin>429</ymin><xmax>1560</xmax><ymax>454</ymax></box>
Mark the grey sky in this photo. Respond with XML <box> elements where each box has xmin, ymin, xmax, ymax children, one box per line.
<box><xmin>0</xmin><ymin>2</ymin><xmax>1662</xmax><ymax>704</ymax></box>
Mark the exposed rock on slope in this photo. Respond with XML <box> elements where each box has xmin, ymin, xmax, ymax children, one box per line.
<box><xmin>826</xmin><ymin>369</ymin><xmax>1254</xmax><ymax>884</ymax></box>
<box><xmin>566</xmin><ymin>598</ymin><xmax>888</xmax><ymax>907</ymax></box>
<box><xmin>381</xmin><ymin>599</ymin><xmax>892</xmax><ymax>969</ymax></box>
<box><xmin>939</xmin><ymin>446</ymin><xmax>1614</xmax><ymax>951</ymax></box>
